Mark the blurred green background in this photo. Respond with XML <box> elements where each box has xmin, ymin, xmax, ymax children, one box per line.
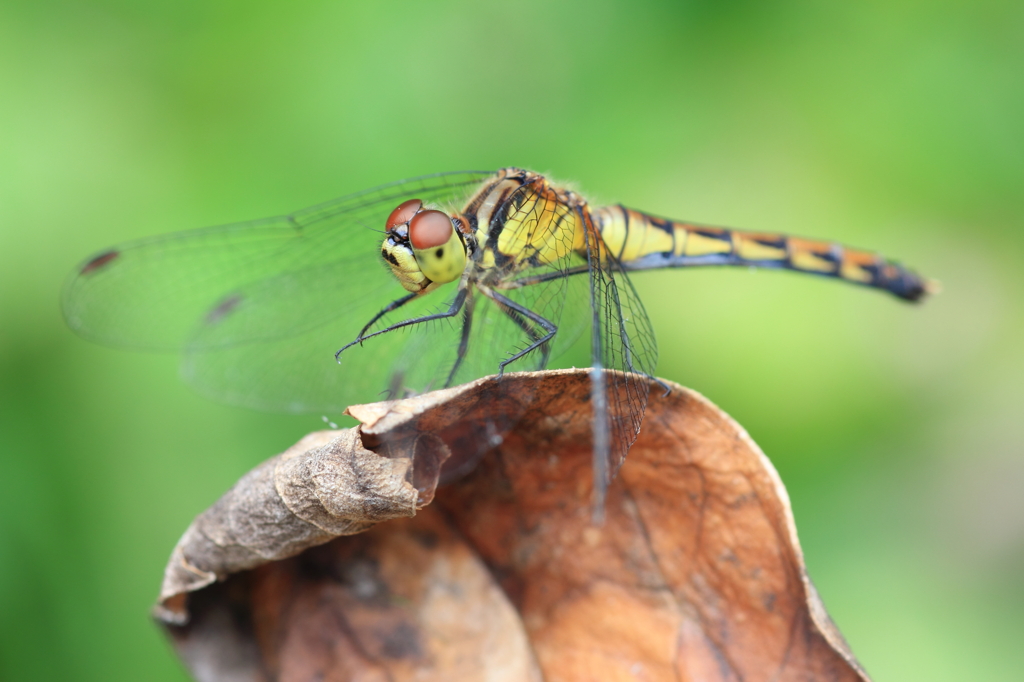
<box><xmin>2</xmin><ymin>0</ymin><xmax>1022</xmax><ymax>679</ymax></box>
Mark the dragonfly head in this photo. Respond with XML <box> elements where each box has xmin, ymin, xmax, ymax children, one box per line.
<box><xmin>382</xmin><ymin>199</ymin><xmax>467</xmax><ymax>293</ymax></box>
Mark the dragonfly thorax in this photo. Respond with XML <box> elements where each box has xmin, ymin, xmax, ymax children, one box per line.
<box><xmin>381</xmin><ymin>199</ymin><xmax>468</xmax><ymax>294</ymax></box>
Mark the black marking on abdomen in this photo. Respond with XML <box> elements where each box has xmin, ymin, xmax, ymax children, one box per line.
<box><xmin>810</xmin><ymin>249</ymin><xmax>840</xmax><ymax>266</ymax></box>
<box><xmin>646</xmin><ymin>213</ymin><xmax>674</xmax><ymax>236</ymax></box>
<box><xmin>752</xmin><ymin>235</ymin><xmax>788</xmax><ymax>251</ymax></box>
<box><xmin>881</xmin><ymin>266</ymin><xmax>928</xmax><ymax>302</ymax></box>
<box><xmin>653</xmin><ymin>216</ymin><xmax>677</xmax><ymax>257</ymax></box>
<box><xmin>615</xmin><ymin>206</ymin><xmax>632</xmax><ymax>260</ymax></box>
<box><xmin>857</xmin><ymin>262</ymin><xmax>881</xmax><ymax>284</ymax></box>
<box><xmin>694</xmin><ymin>229</ymin><xmax>733</xmax><ymax>243</ymax></box>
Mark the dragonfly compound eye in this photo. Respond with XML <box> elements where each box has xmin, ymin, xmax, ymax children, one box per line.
<box><xmin>385</xmin><ymin>198</ymin><xmax>423</xmax><ymax>232</ymax></box>
<box><xmin>409</xmin><ymin>210</ymin><xmax>467</xmax><ymax>284</ymax></box>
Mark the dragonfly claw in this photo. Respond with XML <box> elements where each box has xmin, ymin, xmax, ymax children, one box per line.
<box><xmin>334</xmin><ymin>340</ymin><xmax>356</xmax><ymax>362</ymax></box>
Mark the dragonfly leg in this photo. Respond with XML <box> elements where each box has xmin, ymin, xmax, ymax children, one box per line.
<box><xmin>479</xmin><ymin>288</ymin><xmax>557</xmax><ymax>376</ymax></box>
<box><xmin>335</xmin><ymin>287</ymin><xmax>469</xmax><ymax>360</ymax></box>
<box><xmin>350</xmin><ymin>291</ymin><xmax>419</xmax><ymax>348</ymax></box>
<box><xmin>444</xmin><ymin>293</ymin><xmax>476</xmax><ymax>387</ymax></box>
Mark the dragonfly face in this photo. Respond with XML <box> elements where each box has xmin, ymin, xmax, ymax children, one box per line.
<box><xmin>381</xmin><ymin>199</ymin><xmax>469</xmax><ymax>294</ymax></box>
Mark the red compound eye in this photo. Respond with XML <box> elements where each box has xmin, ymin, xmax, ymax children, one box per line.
<box><xmin>409</xmin><ymin>210</ymin><xmax>454</xmax><ymax>250</ymax></box>
<box><xmin>385</xmin><ymin>199</ymin><xmax>423</xmax><ymax>231</ymax></box>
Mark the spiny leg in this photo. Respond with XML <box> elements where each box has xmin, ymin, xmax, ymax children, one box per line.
<box><xmin>498</xmin><ymin>304</ymin><xmax>551</xmax><ymax>369</ymax></box>
<box><xmin>335</xmin><ymin>287</ymin><xmax>469</xmax><ymax>360</ymax></box>
<box><xmin>444</xmin><ymin>292</ymin><xmax>476</xmax><ymax>387</ymax></box>
<box><xmin>479</xmin><ymin>288</ymin><xmax>557</xmax><ymax>375</ymax></box>
<box><xmin>346</xmin><ymin>291</ymin><xmax>419</xmax><ymax>352</ymax></box>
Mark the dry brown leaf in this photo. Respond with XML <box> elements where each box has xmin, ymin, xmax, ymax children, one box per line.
<box><xmin>154</xmin><ymin>428</ymin><xmax>450</xmax><ymax>625</ymax></box>
<box><xmin>157</xmin><ymin>369</ymin><xmax>869</xmax><ymax>682</ymax></box>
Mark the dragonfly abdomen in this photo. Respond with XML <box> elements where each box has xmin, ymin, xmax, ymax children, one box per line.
<box><xmin>594</xmin><ymin>205</ymin><xmax>931</xmax><ymax>302</ymax></box>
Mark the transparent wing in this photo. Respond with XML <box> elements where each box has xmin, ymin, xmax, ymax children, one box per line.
<box><xmin>63</xmin><ymin>171</ymin><xmax>492</xmax><ymax>348</ymax></box>
<box><xmin>582</xmin><ymin>207</ymin><xmax>659</xmax><ymax>511</ymax></box>
<box><xmin>62</xmin><ymin>171</ymin><xmax>494</xmax><ymax>412</ymax></box>
<box><xmin>183</xmin><ymin>281</ymin><xmax>477</xmax><ymax>412</ymax></box>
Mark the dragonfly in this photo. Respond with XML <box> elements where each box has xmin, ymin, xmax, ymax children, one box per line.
<box><xmin>63</xmin><ymin>168</ymin><xmax>932</xmax><ymax>513</ymax></box>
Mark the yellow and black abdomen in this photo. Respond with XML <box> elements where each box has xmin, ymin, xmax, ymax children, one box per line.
<box><xmin>593</xmin><ymin>205</ymin><xmax>932</xmax><ymax>302</ymax></box>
